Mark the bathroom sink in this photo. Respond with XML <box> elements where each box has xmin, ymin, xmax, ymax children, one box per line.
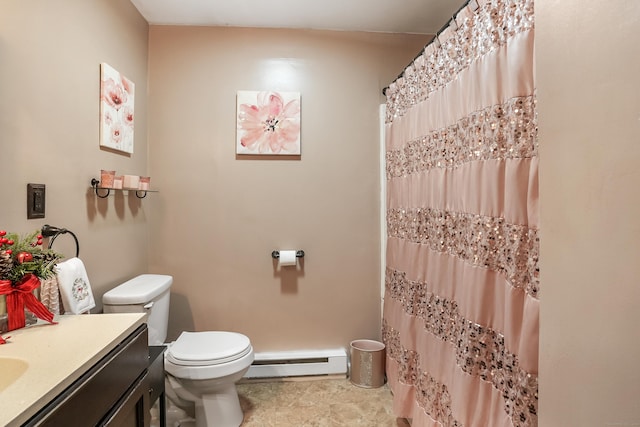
<box><xmin>0</xmin><ymin>357</ymin><xmax>28</xmax><ymax>392</ymax></box>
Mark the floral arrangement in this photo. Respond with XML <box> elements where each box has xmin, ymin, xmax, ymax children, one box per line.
<box><xmin>0</xmin><ymin>229</ymin><xmax>63</xmax><ymax>338</ymax></box>
<box><xmin>0</xmin><ymin>229</ymin><xmax>62</xmax><ymax>284</ymax></box>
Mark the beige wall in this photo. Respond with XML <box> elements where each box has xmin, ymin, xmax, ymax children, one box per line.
<box><xmin>0</xmin><ymin>0</ymin><xmax>149</xmax><ymax>309</ymax></box>
<box><xmin>147</xmin><ymin>26</ymin><xmax>428</xmax><ymax>349</ymax></box>
<box><xmin>537</xmin><ymin>0</ymin><xmax>640</xmax><ymax>425</ymax></box>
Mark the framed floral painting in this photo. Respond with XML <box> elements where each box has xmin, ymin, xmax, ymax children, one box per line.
<box><xmin>99</xmin><ymin>63</ymin><xmax>135</xmax><ymax>154</ymax></box>
<box><xmin>236</xmin><ymin>91</ymin><xmax>301</xmax><ymax>155</ymax></box>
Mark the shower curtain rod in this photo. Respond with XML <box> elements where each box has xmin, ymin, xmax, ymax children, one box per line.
<box><xmin>382</xmin><ymin>0</ymin><xmax>476</xmax><ymax>96</ymax></box>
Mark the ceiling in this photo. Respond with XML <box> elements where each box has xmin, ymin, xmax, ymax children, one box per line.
<box><xmin>129</xmin><ymin>0</ymin><xmax>464</xmax><ymax>34</ymax></box>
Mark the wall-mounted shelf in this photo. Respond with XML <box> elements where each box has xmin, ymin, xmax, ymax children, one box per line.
<box><xmin>90</xmin><ymin>178</ymin><xmax>157</xmax><ymax>199</ymax></box>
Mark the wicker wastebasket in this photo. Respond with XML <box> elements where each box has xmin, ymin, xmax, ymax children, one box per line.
<box><xmin>349</xmin><ymin>339</ymin><xmax>386</xmax><ymax>388</ymax></box>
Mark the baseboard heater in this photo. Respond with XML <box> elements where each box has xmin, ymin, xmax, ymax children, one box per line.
<box><xmin>244</xmin><ymin>348</ymin><xmax>348</xmax><ymax>379</ymax></box>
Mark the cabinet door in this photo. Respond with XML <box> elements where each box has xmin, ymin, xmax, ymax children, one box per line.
<box><xmin>99</xmin><ymin>373</ymin><xmax>150</xmax><ymax>427</ymax></box>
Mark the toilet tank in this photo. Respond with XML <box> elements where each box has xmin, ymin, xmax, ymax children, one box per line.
<box><xmin>102</xmin><ymin>274</ymin><xmax>172</xmax><ymax>345</ymax></box>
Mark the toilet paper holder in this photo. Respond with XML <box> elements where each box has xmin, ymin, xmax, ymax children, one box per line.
<box><xmin>271</xmin><ymin>250</ymin><xmax>305</xmax><ymax>259</ymax></box>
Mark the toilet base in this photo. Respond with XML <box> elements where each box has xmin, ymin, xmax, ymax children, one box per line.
<box><xmin>163</xmin><ymin>400</ymin><xmax>195</xmax><ymax>427</ymax></box>
<box><xmin>163</xmin><ymin>336</ymin><xmax>253</xmax><ymax>427</ymax></box>
<box><xmin>194</xmin><ymin>384</ymin><xmax>243</xmax><ymax>427</ymax></box>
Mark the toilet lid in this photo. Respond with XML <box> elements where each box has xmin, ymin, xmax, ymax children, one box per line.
<box><xmin>167</xmin><ymin>331</ymin><xmax>252</xmax><ymax>366</ymax></box>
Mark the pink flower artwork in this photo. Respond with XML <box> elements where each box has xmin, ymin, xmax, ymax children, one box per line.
<box><xmin>99</xmin><ymin>63</ymin><xmax>135</xmax><ymax>154</ymax></box>
<box><xmin>237</xmin><ymin>91</ymin><xmax>301</xmax><ymax>155</ymax></box>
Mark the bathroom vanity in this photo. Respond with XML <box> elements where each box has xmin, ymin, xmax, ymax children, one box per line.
<box><xmin>0</xmin><ymin>313</ymin><xmax>152</xmax><ymax>427</ymax></box>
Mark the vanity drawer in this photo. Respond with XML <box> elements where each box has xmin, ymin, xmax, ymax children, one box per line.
<box><xmin>24</xmin><ymin>324</ymin><xmax>149</xmax><ymax>427</ymax></box>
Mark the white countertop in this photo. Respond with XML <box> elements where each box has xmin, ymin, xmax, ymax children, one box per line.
<box><xmin>0</xmin><ymin>313</ymin><xmax>146</xmax><ymax>427</ymax></box>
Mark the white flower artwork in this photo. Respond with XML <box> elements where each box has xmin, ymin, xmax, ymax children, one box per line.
<box><xmin>99</xmin><ymin>63</ymin><xmax>135</xmax><ymax>154</ymax></box>
<box><xmin>236</xmin><ymin>91</ymin><xmax>301</xmax><ymax>155</ymax></box>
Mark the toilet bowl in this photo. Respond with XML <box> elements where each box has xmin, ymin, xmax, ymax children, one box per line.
<box><xmin>102</xmin><ymin>275</ymin><xmax>254</xmax><ymax>427</ymax></box>
<box><xmin>164</xmin><ymin>331</ymin><xmax>254</xmax><ymax>427</ymax></box>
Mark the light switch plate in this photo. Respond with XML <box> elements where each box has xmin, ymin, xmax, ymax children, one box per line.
<box><xmin>27</xmin><ymin>183</ymin><xmax>45</xmax><ymax>219</ymax></box>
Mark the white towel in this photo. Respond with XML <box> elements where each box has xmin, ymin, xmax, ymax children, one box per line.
<box><xmin>55</xmin><ymin>257</ymin><xmax>95</xmax><ymax>314</ymax></box>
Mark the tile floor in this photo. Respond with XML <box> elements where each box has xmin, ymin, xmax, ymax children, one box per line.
<box><xmin>237</xmin><ymin>377</ymin><xmax>411</xmax><ymax>427</ymax></box>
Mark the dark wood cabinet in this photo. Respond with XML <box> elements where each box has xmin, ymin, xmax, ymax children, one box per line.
<box><xmin>148</xmin><ymin>346</ymin><xmax>166</xmax><ymax>427</ymax></box>
<box><xmin>101</xmin><ymin>372</ymin><xmax>150</xmax><ymax>427</ymax></box>
<box><xmin>23</xmin><ymin>324</ymin><xmax>150</xmax><ymax>427</ymax></box>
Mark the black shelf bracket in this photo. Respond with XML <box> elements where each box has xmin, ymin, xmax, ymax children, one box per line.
<box><xmin>90</xmin><ymin>178</ymin><xmax>110</xmax><ymax>198</ymax></box>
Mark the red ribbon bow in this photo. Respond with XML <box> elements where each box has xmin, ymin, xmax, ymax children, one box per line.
<box><xmin>0</xmin><ymin>274</ymin><xmax>57</xmax><ymax>334</ymax></box>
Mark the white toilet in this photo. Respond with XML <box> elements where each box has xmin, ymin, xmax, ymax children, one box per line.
<box><xmin>102</xmin><ymin>274</ymin><xmax>254</xmax><ymax>427</ymax></box>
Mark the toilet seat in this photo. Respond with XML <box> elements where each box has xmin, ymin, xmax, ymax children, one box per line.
<box><xmin>167</xmin><ymin>331</ymin><xmax>252</xmax><ymax>366</ymax></box>
<box><xmin>165</xmin><ymin>331</ymin><xmax>254</xmax><ymax>381</ymax></box>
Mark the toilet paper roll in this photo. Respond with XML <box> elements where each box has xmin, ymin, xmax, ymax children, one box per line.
<box><xmin>278</xmin><ymin>250</ymin><xmax>298</xmax><ymax>267</ymax></box>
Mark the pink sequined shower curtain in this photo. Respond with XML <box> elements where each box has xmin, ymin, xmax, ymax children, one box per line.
<box><xmin>382</xmin><ymin>1</ymin><xmax>538</xmax><ymax>426</ymax></box>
